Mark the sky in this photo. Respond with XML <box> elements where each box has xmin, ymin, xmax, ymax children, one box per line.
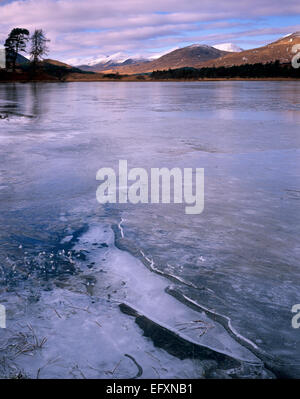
<box><xmin>0</xmin><ymin>0</ymin><xmax>300</xmax><ymax>65</ymax></box>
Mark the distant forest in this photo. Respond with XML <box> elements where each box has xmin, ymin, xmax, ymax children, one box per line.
<box><xmin>150</xmin><ymin>61</ymin><xmax>300</xmax><ymax>79</ymax></box>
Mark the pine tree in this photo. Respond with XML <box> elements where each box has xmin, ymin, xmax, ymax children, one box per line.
<box><xmin>4</xmin><ymin>28</ymin><xmax>30</xmax><ymax>72</ymax></box>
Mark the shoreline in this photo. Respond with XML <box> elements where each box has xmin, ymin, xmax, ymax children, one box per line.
<box><xmin>1</xmin><ymin>77</ymin><xmax>300</xmax><ymax>83</ymax></box>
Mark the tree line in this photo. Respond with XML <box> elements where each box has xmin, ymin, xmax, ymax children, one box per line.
<box><xmin>150</xmin><ymin>61</ymin><xmax>300</xmax><ymax>79</ymax></box>
<box><xmin>4</xmin><ymin>28</ymin><xmax>49</xmax><ymax>72</ymax></box>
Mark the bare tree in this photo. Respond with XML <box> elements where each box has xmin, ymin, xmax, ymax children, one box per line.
<box><xmin>30</xmin><ymin>30</ymin><xmax>50</xmax><ymax>70</ymax></box>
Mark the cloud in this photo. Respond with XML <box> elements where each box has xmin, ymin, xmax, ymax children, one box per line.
<box><xmin>0</xmin><ymin>0</ymin><xmax>299</xmax><ymax>62</ymax></box>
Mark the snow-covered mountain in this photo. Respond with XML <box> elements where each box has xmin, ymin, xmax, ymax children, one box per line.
<box><xmin>77</xmin><ymin>52</ymin><xmax>130</xmax><ymax>67</ymax></box>
<box><xmin>69</xmin><ymin>52</ymin><xmax>148</xmax><ymax>71</ymax></box>
<box><xmin>70</xmin><ymin>44</ymin><xmax>237</xmax><ymax>72</ymax></box>
<box><xmin>213</xmin><ymin>43</ymin><xmax>243</xmax><ymax>52</ymax></box>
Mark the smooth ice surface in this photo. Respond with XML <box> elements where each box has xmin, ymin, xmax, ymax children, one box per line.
<box><xmin>0</xmin><ymin>82</ymin><xmax>300</xmax><ymax>377</ymax></box>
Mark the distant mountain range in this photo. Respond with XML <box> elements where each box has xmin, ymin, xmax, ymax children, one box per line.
<box><xmin>77</xmin><ymin>45</ymin><xmax>228</xmax><ymax>74</ymax></box>
<box><xmin>74</xmin><ymin>43</ymin><xmax>242</xmax><ymax>72</ymax></box>
<box><xmin>78</xmin><ymin>56</ymin><xmax>149</xmax><ymax>72</ymax></box>
<box><xmin>71</xmin><ymin>33</ymin><xmax>300</xmax><ymax>75</ymax></box>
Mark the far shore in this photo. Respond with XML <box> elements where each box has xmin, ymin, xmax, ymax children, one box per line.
<box><xmin>1</xmin><ymin>61</ymin><xmax>299</xmax><ymax>83</ymax></box>
<box><xmin>1</xmin><ymin>75</ymin><xmax>300</xmax><ymax>83</ymax></box>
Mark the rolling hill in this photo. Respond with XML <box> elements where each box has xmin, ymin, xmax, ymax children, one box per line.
<box><xmin>201</xmin><ymin>32</ymin><xmax>300</xmax><ymax>68</ymax></box>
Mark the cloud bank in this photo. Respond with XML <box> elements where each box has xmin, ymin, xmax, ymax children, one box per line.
<box><xmin>0</xmin><ymin>0</ymin><xmax>299</xmax><ymax>63</ymax></box>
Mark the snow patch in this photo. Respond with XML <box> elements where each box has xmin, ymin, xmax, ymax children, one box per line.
<box><xmin>213</xmin><ymin>43</ymin><xmax>243</xmax><ymax>52</ymax></box>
